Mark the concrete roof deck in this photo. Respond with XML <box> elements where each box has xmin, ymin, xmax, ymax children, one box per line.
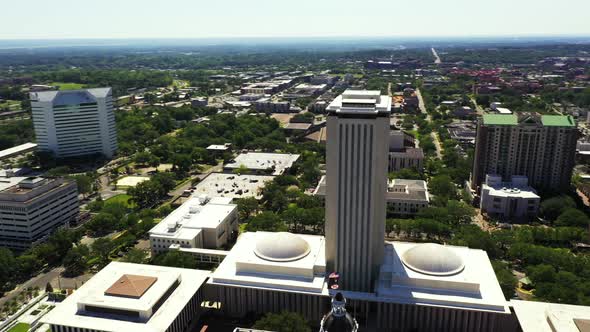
<box><xmin>42</xmin><ymin>262</ymin><xmax>210</xmax><ymax>332</ymax></box>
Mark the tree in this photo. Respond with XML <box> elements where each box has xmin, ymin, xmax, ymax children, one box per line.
<box><xmin>389</xmin><ymin>167</ymin><xmax>424</xmax><ymax>180</ymax></box>
<box><xmin>128</xmin><ymin>181</ymin><xmax>161</xmax><ymax>209</ymax></box>
<box><xmin>253</xmin><ymin>311</ymin><xmax>311</xmax><ymax>332</ymax></box>
<box><xmin>85</xmin><ymin>213</ymin><xmax>117</xmax><ymax>236</ymax></box>
<box><xmin>555</xmin><ymin>208</ymin><xmax>590</xmax><ymax>227</ymax></box>
<box><xmin>540</xmin><ymin>195</ymin><xmax>576</xmax><ymax>221</ymax></box>
<box><xmin>492</xmin><ymin>261</ymin><xmax>516</xmax><ymax>300</ymax></box>
<box><xmin>527</xmin><ymin>264</ymin><xmax>556</xmax><ymax>284</ymax></box>
<box><xmin>429</xmin><ymin>175</ymin><xmax>456</xmax><ymax>200</ymax></box>
<box><xmin>152</xmin><ymin>251</ymin><xmax>197</xmax><ymax>269</ymax></box>
<box><xmin>122</xmin><ymin>248</ymin><xmax>149</xmax><ymax>264</ymax></box>
<box><xmin>91</xmin><ymin>238</ymin><xmax>115</xmax><ymax>267</ymax></box>
<box><xmin>72</xmin><ymin>175</ymin><xmax>94</xmax><ymax>198</ymax></box>
<box><xmin>236</xmin><ymin>197</ymin><xmax>258</xmax><ymax>221</ymax></box>
<box><xmin>63</xmin><ymin>245</ymin><xmax>89</xmax><ymax>277</ymax></box>
<box><xmin>0</xmin><ymin>248</ymin><xmax>17</xmax><ymax>290</ymax></box>
<box><xmin>246</xmin><ymin>212</ymin><xmax>288</xmax><ymax>232</ymax></box>
<box><xmin>172</xmin><ymin>154</ymin><xmax>192</xmax><ymax>175</ymax></box>
<box><xmin>45</xmin><ymin>282</ymin><xmax>54</xmax><ymax>293</ymax></box>
<box><xmin>233</xmin><ymin>164</ymin><xmax>249</xmax><ymax>175</ymax></box>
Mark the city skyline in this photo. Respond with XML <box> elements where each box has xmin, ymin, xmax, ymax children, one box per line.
<box><xmin>2</xmin><ymin>0</ymin><xmax>590</xmax><ymax>39</ymax></box>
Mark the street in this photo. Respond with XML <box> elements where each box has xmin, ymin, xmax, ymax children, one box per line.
<box><xmin>416</xmin><ymin>88</ymin><xmax>443</xmax><ymax>158</ymax></box>
<box><xmin>431</xmin><ymin>47</ymin><xmax>442</xmax><ymax>64</ymax></box>
<box><xmin>0</xmin><ymin>267</ymin><xmax>63</xmax><ymax>307</ymax></box>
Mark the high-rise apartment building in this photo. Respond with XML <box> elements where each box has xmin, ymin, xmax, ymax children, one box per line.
<box><xmin>325</xmin><ymin>90</ymin><xmax>391</xmax><ymax>292</ymax></box>
<box><xmin>30</xmin><ymin>88</ymin><xmax>118</xmax><ymax>158</ymax></box>
<box><xmin>0</xmin><ymin>169</ymin><xmax>79</xmax><ymax>250</ymax></box>
<box><xmin>471</xmin><ymin>113</ymin><xmax>577</xmax><ymax>192</ymax></box>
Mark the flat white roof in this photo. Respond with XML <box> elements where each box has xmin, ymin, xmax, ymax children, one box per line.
<box><xmin>371</xmin><ymin>242</ymin><xmax>510</xmax><ymax>313</ymax></box>
<box><xmin>194</xmin><ymin>173</ymin><xmax>274</xmax><ymax>200</ymax></box>
<box><xmin>150</xmin><ymin>196</ymin><xmax>236</xmax><ymax>240</ymax></box>
<box><xmin>209</xmin><ymin>232</ymin><xmax>328</xmax><ymax>294</ymax></box>
<box><xmin>511</xmin><ymin>300</ymin><xmax>590</xmax><ymax>332</ymax></box>
<box><xmin>0</xmin><ymin>143</ymin><xmax>37</xmax><ymax>159</ymax></box>
<box><xmin>42</xmin><ymin>262</ymin><xmax>209</xmax><ymax>332</ymax></box>
<box><xmin>326</xmin><ymin>90</ymin><xmax>391</xmax><ymax>115</ymax></box>
<box><xmin>206</xmin><ymin>144</ymin><xmax>231</xmax><ymax>151</ymax></box>
<box><xmin>225</xmin><ymin>153</ymin><xmax>300</xmax><ymax>176</ymax></box>
<box><xmin>482</xmin><ymin>183</ymin><xmax>540</xmax><ymax>199</ymax></box>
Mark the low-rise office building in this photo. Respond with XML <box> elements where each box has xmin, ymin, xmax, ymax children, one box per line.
<box><xmin>0</xmin><ymin>169</ymin><xmax>79</xmax><ymax>250</ymax></box>
<box><xmin>149</xmin><ymin>195</ymin><xmax>238</xmax><ymax>255</ymax></box>
<box><xmin>386</xmin><ymin>179</ymin><xmax>430</xmax><ymax>215</ymax></box>
<box><xmin>480</xmin><ymin>175</ymin><xmax>540</xmax><ymax>220</ymax></box>
<box><xmin>42</xmin><ymin>262</ymin><xmax>209</xmax><ymax>332</ymax></box>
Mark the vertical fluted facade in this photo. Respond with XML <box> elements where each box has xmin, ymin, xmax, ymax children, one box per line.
<box><xmin>325</xmin><ymin>90</ymin><xmax>390</xmax><ymax>292</ymax></box>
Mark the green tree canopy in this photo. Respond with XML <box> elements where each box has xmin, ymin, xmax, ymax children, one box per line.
<box><xmin>253</xmin><ymin>311</ymin><xmax>311</xmax><ymax>332</ymax></box>
<box><xmin>246</xmin><ymin>212</ymin><xmax>288</xmax><ymax>232</ymax></box>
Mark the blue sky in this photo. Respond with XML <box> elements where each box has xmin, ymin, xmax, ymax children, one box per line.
<box><xmin>2</xmin><ymin>0</ymin><xmax>589</xmax><ymax>39</ymax></box>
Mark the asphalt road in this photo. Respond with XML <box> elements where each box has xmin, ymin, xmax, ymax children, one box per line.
<box><xmin>431</xmin><ymin>47</ymin><xmax>442</xmax><ymax>64</ymax></box>
<box><xmin>416</xmin><ymin>88</ymin><xmax>443</xmax><ymax>159</ymax></box>
<box><xmin>0</xmin><ymin>267</ymin><xmax>63</xmax><ymax>307</ymax></box>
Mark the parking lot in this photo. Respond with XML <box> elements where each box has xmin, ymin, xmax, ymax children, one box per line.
<box><xmin>193</xmin><ymin>173</ymin><xmax>274</xmax><ymax>200</ymax></box>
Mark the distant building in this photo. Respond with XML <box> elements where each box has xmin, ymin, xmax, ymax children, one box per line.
<box><xmin>0</xmin><ymin>142</ymin><xmax>37</xmax><ymax>161</ymax></box>
<box><xmin>310</xmin><ymin>75</ymin><xmax>338</xmax><ymax>85</ymax></box>
<box><xmin>224</xmin><ymin>152</ymin><xmax>300</xmax><ymax>176</ymax></box>
<box><xmin>206</xmin><ymin>143</ymin><xmax>232</xmax><ymax>155</ymax></box>
<box><xmin>472</xmin><ymin>113</ymin><xmax>578</xmax><ymax>192</ymax></box>
<box><xmin>149</xmin><ymin>195</ymin><xmax>238</xmax><ymax>255</ymax></box>
<box><xmin>480</xmin><ymin>175</ymin><xmax>540</xmax><ymax>220</ymax></box>
<box><xmin>386</xmin><ymin>179</ymin><xmax>430</xmax><ymax>215</ymax></box>
<box><xmin>0</xmin><ymin>169</ymin><xmax>78</xmax><ymax>250</ymax></box>
<box><xmin>30</xmin><ymin>88</ymin><xmax>118</xmax><ymax>158</ymax></box>
<box><xmin>447</xmin><ymin>121</ymin><xmax>477</xmax><ymax>148</ymax></box>
<box><xmin>388</xmin><ymin>130</ymin><xmax>424</xmax><ymax>172</ymax></box>
<box><xmin>191</xmin><ymin>97</ymin><xmax>208</xmax><ymax>107</ymax></box>
<box><xmin>452</xmin><ymin>106</ymin><xmax>475</xmax><ymax>119</ymax></box>
<box><xmin>253</xmin><ymin>99</ymin><xmax>291</xmax><ymax>113</ymax></box>
<box><xmin>42</xmin><ymin>262</ymin><xmax>209</xmax><ymax>332</ymax></box>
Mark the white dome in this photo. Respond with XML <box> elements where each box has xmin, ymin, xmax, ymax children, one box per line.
<box><xmin>254</xmin><ymin>232</ymin><xmax>311</xmax><ymax>262</ymax></box>
<box><xmin>401</xmin><ymin>243</ymin><xmax>465</xmax><ymax>276</ymax></box>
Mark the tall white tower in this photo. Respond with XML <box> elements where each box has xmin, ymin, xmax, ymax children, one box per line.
<box><xmin>325</xmin><ymin>90</ymin><xmax>391</xmax><ymax>292</ymax></box>
<box><xmin>30</xmin><ymin>88</ymin><xmax>118</xmax><ymax>158</ymax></box>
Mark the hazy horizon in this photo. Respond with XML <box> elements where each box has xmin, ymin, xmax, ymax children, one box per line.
<box><xmin>2</xmin><ymin>0</ymin><xmax>590</xmax><ymax>40</ymax></box>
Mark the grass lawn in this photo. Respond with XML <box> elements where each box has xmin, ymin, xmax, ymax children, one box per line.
<box><xmin>8</xmin><ymin>323</ymin><xmax>30</xmax><ymax>332</ymax></box>
<box><xmin>49</xmin><ymin>82</ymin><xmax>85</xmax><ymax>90</ymax></box>
<box><xmin>104</xmin><ymin>194</ymin><xmax>135</xmax><ymax>208</ymax></box>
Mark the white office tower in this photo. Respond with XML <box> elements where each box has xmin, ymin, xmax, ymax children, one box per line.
<box><xmin>325</xmin><ymin>90</ymin><xmax>391</xmax><ymax>292</ymax></box>
<box><xmin>30</xmin><ymin>88</ymin><xmax>118</xmax><ymax>158</ymax></box>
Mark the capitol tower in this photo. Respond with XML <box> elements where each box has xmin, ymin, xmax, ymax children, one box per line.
<box><xmin>325</xmin><ymin>90</ymin><xmax>391</xmax><ymax>292</ymax></box>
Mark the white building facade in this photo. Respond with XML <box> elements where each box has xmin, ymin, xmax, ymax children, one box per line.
<box><xmin>149</xmin><ymin>196</ymin><xmax>238</xmax><ymax>255</ymax></box>
<box><xmin>30</xmin><ymin>88</ymin><xmax>118</xmax><ymax>158</ymax></box>
<box><xmin>480</xmin><ymin>175</ymin><xmax>540</xmax><ymax>220</ymax></box>
<box><xmin>386</xmin><ymin>179</ymin><xmax>430</xmax><ymax>215</ymax></box>
<box><xmin>0</xmin><ymin>169</ymin><xmax>79</xmax><ymax>250</ymax></box>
